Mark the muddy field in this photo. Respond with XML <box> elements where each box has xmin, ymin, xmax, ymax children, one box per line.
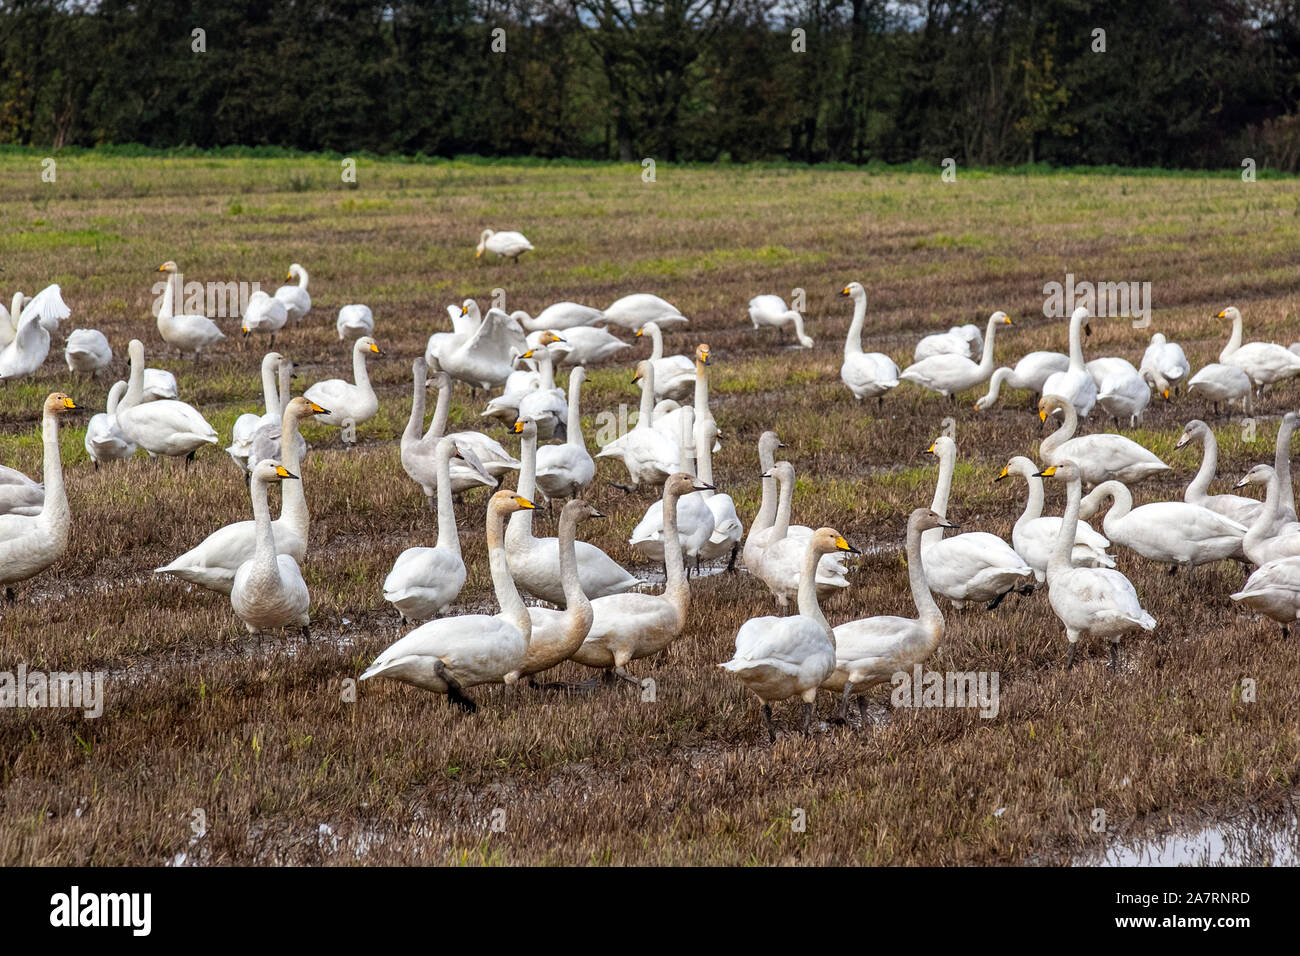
<box><xmin>1</xmin><ymin>154</ymin><xmax>1299</xmax><ymax>865</ymax></box>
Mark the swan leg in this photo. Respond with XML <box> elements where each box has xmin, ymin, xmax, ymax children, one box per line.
<box><xmin>1065</xmin><ymin>641</ymin><xmax>1078</xmax><ymax>670</ymax></box>
<box><xmin>300</xmin><ymin>624</ymin><xmax>311</xmax><ymax>645</ymax></box>
<box><xmin>762</xmin><ymin>703</ymin><xmax>777</xmax><ymax>743</ymax></box>
<box><xmin>726</xmin><ymin>544</ymin><xmax>738</xmax><ymax>573</ymax></box>
<box><xmin>435</xmin><ymin>660</ymin><xmax>477</xmax><ymax>713</ymax></box>
<box><xmin>833</xmin><ymin>682</ymin><xmax>854</xmax><ymax>724</ymax></box>
<box><xmin>985</xmin><ymin>590</ymin><xmax>1009</xmax><ymax>611</ymax></box>
<box><xmin>425</xmin><ymin>495</ymin><xmax>436</xmax><ymax>512</ymax></box>
<box><xmin>857</xmin><ymin>695</ymin><xmax>870</xmax><ymax>727</ymax></box>
<box><xmin>3</xmin><ymin>587</ymin><xmax>13</xmax><ymax>604</ymax></box>
<box><xmin>185</xmin><ymin>449</ymin><xmax>197</xmax><ymax>470</ymax></box>
<box><xmin>800</xmin><ymin>701</ymin><xmax>814</xmax><ymax>736</ymax></box>
<box><xmin>1108</xmin><ymin>641</ymin><xmax>1120</xmax><ymax>671</ymax></box>
<box><xmin>612</xmin><ymin>666</ymin><xmax>641</xmax><ymax>688</ymax></box>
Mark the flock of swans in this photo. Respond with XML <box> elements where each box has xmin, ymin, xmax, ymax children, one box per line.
<box><xmin>7</xmin><ymin>249</ymin><xmax>1300</xmax><ymax>742</ymax></box>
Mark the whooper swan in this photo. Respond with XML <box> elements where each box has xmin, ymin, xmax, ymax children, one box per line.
<box><xmin>337</xmin><ymin>304</ymin><xmax>373</xmax><ymax>340</ymax></box>
<box><xmin>602</xmin><ymin>293</ymin><xmax>689</xmax><ymax>331</ymax></box>
<box><xmin>900</xmin><ymin>311</ymin><xmax>1012</xmax><ymax>399</ymax></box>
<box><xmin>1035</xmin><ymin>462</ymin><xmax>1156</xmax><ymax>669</ymax></box>
<box><xmin>115</xmin><ymin>340</ymin><xmax>218</xmax><ymax>463</ymax></box>
<box><xmin>231</xmin><ymin>460</ymin><xmax>311</xmax><ymax>641</ymax></box>
<box><xmin>519</xmin><ymin>499</ymin><xmax>604</xmax><ymax>679</ymax></box>
<box><xmin>274</xmin><ymin>264</ymin><xmax>311</xmax><ymax>323</ymax></box>
<box><xmin>241</xmin><ymin>290</ymin><xmax>288</xmax><ymax>346</ymax></box>
<box><xmin>748</xmin><ymin>294</ymin><xmax>814</xmax><ymax>348</ymax></box>
<box><xmin>1078</xmin><ymin>480</ymin><xmax>1247</xmax><ymax>571</ymax></box>
<box><xmin>511</xmin><ymin>301</ymin><xmax>605</xmax><ymax>333</ymax></box>
<box><xmin>1217</xmin><ymin>305</ymin><xmax>1300</xmax><ymax>388</ymax></box>
<box><xmin>821</xmin><ymin>508</ymin><xmax>952</xmax><ymax>723</ymax></box>
<box><xmin>1139</xmin><ymin>332</ymin><xmax>1189</xmax><ymax>394</ymax></box>
<box><xmin>384</xmin><ymin>437</ymin><xmax>469</xmax><ymax>622</ymax></box>
<box><xmin>535</xmin><ymin>366</ymin><xmax>596</xmax><ymax>503</ymax></box>
<box><xmin>476</xmin><ymin>229</ymin><xmax>534</xmax><ymax>263</ymax></box>
<box><xmin>1040</xmin><ymin>306</ymin><xmax>1097</xmax><ymax>418</ymax></box>
<box><xmin>995</xmin><ymin>456</ymin><xmax>1113</xmax><ymax>582</ymax></box>
<box><xmin>1173</xmin><ymin>419</ymin><xmax>1262</xmax><ymax>526</ymax></box>
<box><xmin>402</xmin><ymin>360</ymin><xmax>494</xmax><ymax>504</ymax></box>
<box><xmin>839</xmin><ymin>282</ymin><xmax>900</xmax><ymax>405</ymax></box>
<box><xmin>64</xmin><ymin>329</ymin><xmax>112</xmax><ymax>376</ymax></box>
<box><xmin>84</xmin><ymin>380</ymin><xmax>136</xmax><ymax>469</ymax></box>
<box><xmin>594</xmin><ymin>361</ymin><xmax>679</xmax><ymax>489</ymax></box>
<box><xmin>1187</xmin><ymin>363</ymin><xmax>1253</xmax><ymax>416</ymax></box>
<box><xmin>361</xmin><ymin>491</ymin><xmax>535</xmax><ymax>711</ymax></box>
<box><xmin>1235</xmin><ymin>465</ymin><xmax>1300</xmax><ymax>566</ymax></box>
<box><xmin>914</xmin><ymin>323</ymin><xmax>982</xmax><ymax>362</ymax></box>
<box><xmin>0</xmin><ymin>393</ymin><xmax>78</xmax><ymax>597</ymax></box>
<box><xmin>721</xmin><ymin>527</ymin><xmax>859</xmax><ymax>742</ymax></box>
<box><xmin>756</xmin><ymin>460</ymin><xmax>851</xmax><ymax>605</ymax></box>
<box><xmin>303</xmin><ymin>336</ymin><xmax>380</xmax><ymax>446</ymax></box>
<box><xmin>1037</xmin><ymin>394</ymin><xmax>1169</xmax><ymax>487</ymax></box>
<box><xmin>227</xmin><ymin>351</ymin><xmax>285</xmax><ymax>472</ymax></box>
<box><xmin>1231</xmin><ymin>555</ymin><xmax>1300</xmax><ymax>635</ymax></box>
<box><xmin>155</xmin><ymin>262</ymin><xmax>226</xmax><ymax>359</ymax></box>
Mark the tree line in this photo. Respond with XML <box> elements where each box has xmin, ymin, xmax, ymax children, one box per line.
<box><xmin>2</xmin><ymin>0</ymin><xmax>1299</xmax><ymax>171</ymax></box>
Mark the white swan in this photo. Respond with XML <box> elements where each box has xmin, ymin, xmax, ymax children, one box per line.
<box><xmin>436</xmin><ymin>308</ymin><xmax>527</xmax><ymax>390</ymax></box>
<box><xmin>651</xmin><ymin>343</ymin><xmax>716</xmax><ymax>450</ymax></box>
<box><xmin>0</xmin><ymin>393</ymin><xmax>78</xmax><ymax>595</ymax></box>
<box><xmin>1235</xmin><ymin>465</ymin><xmax>1300</xmax><ymax>566</ymax></box>
<box><xmin>1173</xmin><ymin>419</ymin><xmax>1263</xmax><ymax>526</ymax></box>
<box><xmin>425</xmin><ymin>299</ymin><xmax>481</xmax><ymax>369</ymax></box>
<box><xmin>361</xmin><ymin>491</ymin><xmax>535</xmax><ymax>711</ymax></box>
<box><xmin>115</xmin><ymin>340</ymin><xmax>218</xmax><ymax>462</ymax></box>
<box><xmin>629</xmin><ymin>406</ymin><xmax>716</xmax><ymax>568</ymax></box>
<box><xmin>155</xmin><ymin>262</ymin><xmax>226</xmax><ymax>358</ymax></box>
<box><xmin>914</xmin><ymin>324</ymin><xmax>982</xmax><ymax>362</ymax></box>
<box><xmin>1187</xmin><ymin>363</ymin><xmax>1253</xmax><ymax>416</ymax></box>
<box><xmin>900</xmin><ymin>311</ymin><xmax>1012</xmax><ymax>398</ymax></box>
<box><xmin>402</xmin><ymin>360</ymin><xmax>495</xmax><ymax>504</ymax></box>
<box><xmin>974</xmin><ymin>353</ymin><xmax>1071</xmax><ymax>410</ymax></box>
<box><xmin>572</xmin><ymin>473</ymin><xmax>710</xmax><ymax>682</ymax></box>
<box><xmin>480</xmin><ymin>334</ymin><xmax>562</xmax><ymax>424</ymax></box>
<box><xmin>1218</xmin><ymin>306</ymin><xmax>1300</xmax><ymax>388</ymax></box>
<box><xmin>274</xmin><ymin>264</ymin><xmax>311</xmax><ymax>323</ymax></box>
<box><xmin>336</xmin><ymin>304</ymin><xmax>374</xmax><ymax>340</ymax></box>
<box><xmin>694</xmin><ymin>416</ymin><xmax>743</xmax><ymax>567</ymax></box>
<box><xmin>154</xmin><ymin>397</ymin><xmax>323</xmax><ymax>594</ymax></box>
<box><xmin>518</xmin><ymin>499</ymin><xmax>604</xmax><ymax>678</ymax></box>
<box><xmin>139</xmin><ymin>368</ymin><xmax>179</xmax><ymax>403</ymax></box>
<box><xmin>515</xmin><ymin>344</ymin><xmax>568</xmax><ymax>440</ymax></box>
<box><xmin>64</xmin><ymin>329</ymin><xmax>112</xmax><ymax>376</ymax></box>
<box><xmin>1040</xmin><ymin>306</ymin><xmax>1097</xmax><ymax>417</ymax></box>
<box><xmin>0</xmin><ymin>309</ymin><xmax>50</xmax><ymax>381</ymax></box>
<box><xmin>527</xmin><ymin>325</ymin><xmax>626</xmax><ymax>365</ymax></box>
<box><xmin>1092</xmin><ymin>359</ymin><xmax>1151</xmax><ymax>427</ymax></box>
<box><xmin>248</xmin><ymin>357</ymin><xmax>307</xmax><ymax>468</ymax></box>
<box><xmin>1079</xmin><ymin>479</ymin><xmax>1248</xmax><ymax>570</ymax></box>
<box><xmin>996</xmin><ymin>456</ymin><xmax>1114</xmax><ymax>582</ymax></box>
<box><xmin>476</xmin><ymin>229</ymin><xmax>533</xmax><ymax>263</ymax></box>
<box><xmin>822</xmin><ymin>508</ymin><xmax>951</xmax><ymax>722</ymax></box>
<box><xmin>1036</xmin><ymin>462</ymin><xmax>1156</xmax><ymax>668</ymax></box>
<box><xmin>512</xmin><ymin>301</ymin><xmax>605</xmax><ymax>332</ymax></box>
<box><xmin>839</xmin><ymin>282</ymin><xmax>899</xmax><ymax>405</ymax></box>
<box><xmin>923</xmin><ymin>436</ymin><xmax>1033</xmax><ymax>608</ymax></box>
<box><xmin>595</xmin><ymin>361</ymin><xmax>679</xmax><ymax>489</ymax></box>
<box><xmin>304</xmin><ymin>336</ymin><xmax>380</xmax><ymax>446</ymax></box>
<box><xmin>1038</xmin><ymin>394</ymin><xmax>1169</xmax><ymax>486</ymax></box>
<box><xmin>1140</xmin><ymin>332</ymin><xmax>1190</xmax><ymax>393</ymax></box>
<box><xmin>226</xmin><ymin>352</ymin><xmax>284</xmax><ymax>472</ymax></box>
<box><xmin>721</xmin><ymin>527</ymin><xmax>858</xmax><ymax>741</ymax></box>
<box><xmin>741</xmin><ymin>431</ymin><xmax>846</xmax><ymax>591</ymax></box>
<box><xmin>231</xmin><ymin>460</ymin><xmax>311</xmax><ymax>639</ymax></box>
<box><xmin>0</xmin><ymin>464</ymin><xmax>43</xmax><ymax>517</ymax></box>
<box><xmin>0</xmin><ymin>285</ymin><xmax>68</xmax><ymax>345</ymax></box>
<box><xmin>241</xmin><ymin>290</ymin><xmax>288</xmax><ymax>345</ymax></box>
<box><xmin>757</xmin><ymin>461</ymin><xmax>852</xmax><ymax>606</ymax></box>
<box><xmin>423</xmin><ymin>369</ymin><xmax>520</xmax><ymax>482</ymax></box>
<box><xmin>535</xmin><ymin>367</ymin><xmax>595</xmax><ymax>502</ymax></box>
<box><xmin>508</xmin><ymin>418</ymin><xmax>638</xmax><ymax>604</ymax></box>
<box><xmin>636</xmin><ymin>321</ymin><xmax>696</xmax><ymax>402</ymax></box>
<box><xmin>602</xmin><ymin>293</ymin><xmax>688</xmax><ymax>331</ymax></box>
<box><xmin>748</xmin><ymin>294</ymin><xmax>813</xmax><ymax>348</ymax></box>
<box><xmin>1231</xmin><ymin>555</ymin><xmax>1300</xmax><ymax>635</ymax></box>
<box><xmin>1267</xmin><ymin>411</ymin><xmax>1299</xmax><ymax>525</ymax></box>
<box><xmin>84</xmin><ymin>380</ymin><xmax>136</xmax><ymax>468</ymax></box>
<box><xmin>384</xmin><ymin>437</ymin><xmax>468</xmax><ymax>622</ymax></box>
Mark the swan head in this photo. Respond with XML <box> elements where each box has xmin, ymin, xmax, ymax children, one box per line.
<box><xmin>356</xmin><ymin>336</ymin><xmax>380</xmax><ymax>356</ymax></box>
<box><xmin>994</xmin><ymin>456</ymin><xmax>1037</xmax><ymax>483</ymax></box>
<box><xmin>925</xmin><ymin>435</ymin><xmax>956</xmax><ymax>460</ymax></box>
<box><xmin>476</xmin><ymin>229</ymin><xmax>494</xmax><ymax>257</ymax></box>
<box><xmin>1174</xmin><ymin>420</ymin><xmax>1208</xmax><ymax>449</ymax></box>
<box><xmin>696</xmin><ymin>344</ymin><xmax>710</xmax><ymax>366</ymax></box>
<box><xmin>909</xmin><ymin>508</ymin><xmax>957</xmax><ymax>534</ymax></box>
<box><xmin>1038</xmin><ymin>394</ymin><xmax>1070</xmax><ymax>422</ymax></box>
<box><xmin>796</xmin><ymin>332</ymin><xmax>814</xmax><ymax>348</ymax></box>
<box><xmin>1150</xmin><ymin>332</ymin><xmax>1167</xmax><ymax>345</ymax></box>
<box><xmin>537</xmin><ymin>331</ymin><xmax>566</xmax><ymax>346</ymax></box>
<box><xmin>490</xmin><ymin>489</ymin><xmax>534</xmax><ymax>513</ymax></box>
<box><xmin>288</xmin><ymin>396</ymin><xmax>330</xmax><ymax>420</ymax></box>
<box><xmin>1216</xmin><ymin>306</ymin><xmax>1240</xmax><ymax>321</ymax></box>
<box><xmin>513</xmin><ymin>417</ymin><xmax>538</xmax><ymax>441</ymax></box>
<box><xmin>663</xmin><ymin>472</ymin><xmax>714</xmax><ymax>498</ymax></box>
<box><xmin>251</xmin><ymin>460</ymin><xmax>298</xmax><ymax>483</ymax></box>
<box><xmin>840</xmin><ymin>281</ymin><xmax>865</xmax><ymax>300</ymax></box>
<box><xmin>562</xmin><ymin>499</ymin><xmax>606</xmax><ymax>526</ymax></box>
<box><xmin>758</xmin><ymin>431</ymin><xmax>787</xmax><ymax>460</ymax></box>
<box><xmin>989</xmin><ymin>312</ymin><xmax>1012</xmax><ymax>329</ymax></box>
<box><xmin>44</xmin><ymin>392</ymin><xmax>80</xmax><ymax>417</ymax></box>
<box><xmin>1236</xmin><ymin>464</ymin><xmax>1273</xmax><ymax>489</ymax></box>
<box><xmin>811</xmin><ymin>527</ymin><xmax>861</xmax><ymax>557</ymax></box>
<box><xmin>157</xmin><ymin>261</ymin><xmax>178</xmax><ymax>274</ymax></box>
<box><xmin>1032</xmin><ymin>461</ymin><xmax>1081</xmax><ymax>486</ymax></box>
<box><xmin>632</xmin><ymin>360</ymin><xmax>652</xmax><ymax>384</ymax></box>
<box><xmin>127</xmin><ymin>338</ymin><xmax>146</xmax><ymax>365</ymax></box>
<box><xmin>286</xmin><ymin>263</ymin><xmax>305</xmax><ymax>281</ymax></box>
<box><xmin>460</xmin><ymin>299</ymin><xmax>482</xmax><ymax>321</ymax></box>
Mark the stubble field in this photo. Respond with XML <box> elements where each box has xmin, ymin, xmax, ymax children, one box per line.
<box><xmin>2</xmin><ymin>152</ymin><xmax>1299</xmax><ymax>865</ymax></box>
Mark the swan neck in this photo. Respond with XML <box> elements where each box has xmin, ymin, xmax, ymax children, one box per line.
<box><xmin>906</xmin><ymin>520</ymin><xmax>942</xmax><ymax>630</ymax></box>
<box><xmin>434</xmin><ymin>443</ymin><xmax>459</xmax><ymax>556</ymax></box>
<box><xmin>1068</xmin><ymin>311</ymin><xmax>1087</xmax><ymax>369</ymax></box>
<box><xmin>1188</xmin><ymin>431</ymin><xmax>1217</xmax><ymax>499</ymax></box>
<box><xmin>566</xmin><ymin>373</ymin><xmax>584</xmax><ymax>445</ymax></box>
<box><xmin>773</xmin><ymin>469</ymin><xmax>794</xmax><ymax>538</ymax></box>
<box><xmin>1041</xmin><ymin>404</ymin><xmax>1076</xmax><ymax>457</ymax></box>
<box><xmin>260</xmin><ymin>358</ymin><xmax>279</xmax><ymax>416</ymax></box>
<box><xmin>507</xmin><ymin>428</ymin><xmax>537</xmax><ymax>544</ymax></box>
<box><xmin>352</xmin><ymin>345</ymin><xmax>372</xmax><ymax>392</ymax></box>
<box><xmin>404</xmin><ymin>368</ymin><xmax>427</xmax><ymax>444</ymax></box>
<box><xmin>1050</xmin><ymin>476</ymin><xmax>1082</xmax><ymax>572</ymax></box>
<box><xmin>487</xmin><ymin>503</ymin><xmax>530</xmax><ymax>640</ymax></box>
<box><xmin>40</xmin><ymin>410</ymin><xmax>68</xmax><ymax>525</ymax></box>
<box><xmin>278</xmin><ymin>406</ymin><xmax>308</xmax><ymax>530</ymax></box>
<box><xmin>429</xmin><ymin>375</ymin><xmax>450</xmax><ymax>439</ymax></box>
<box><xmin>977</xmin><ymin>316</ymin><xmax>999</xmax><ymax>371</ymax></box>
<box><xmin>1019</xmin><ymin>473</ymin><xmax>1045</xmax><ymax>524</ymax></box>
<box><xmin>795</xmin><ymin>540</ymin><xmax>829</xmax><ymax>633</ymax></box>
<box><xmin>249</xmin><ymin>474</ymin><xmax>279</xmax><ymax>578</ymax></box>
<box><xmin>636</xmin><ymin>366</ymin><xmax>655</xmax><ymax>426</ymax></box>
<box><xmin>160</xmin><ymin>271</ymin><xmax>175</xmax><ymax>320</ymax></box>
<box><xmin>1274</xmin><ymin>418</ymin><xmax>1294</xmax><ymax>505</ymax></box>
<box><xmin>844</xmin><ymin>293</ymin><xmax>866</xmax><ymax>358</ymax></box>
<box><xmin>661</xmin><ymin>485</ymin><xmax>689</xmax><ymax>616</ymax></box>
<box><xmin>557</xmin><ymin>510</ymin><xmax>588</xmax><ymax>617</ymax></box>
<box><xmin>924</xmin><ymin>445</ymin><xmax>955</xmax><ymax>549</ymax></box>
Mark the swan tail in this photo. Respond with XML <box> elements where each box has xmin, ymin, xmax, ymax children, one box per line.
<box><xmin>1122</xmin><ymin>611</ymin><xmax>1157</xmax><ymax>631</ymax></box>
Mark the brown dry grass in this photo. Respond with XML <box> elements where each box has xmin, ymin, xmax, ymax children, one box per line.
<box><xmin>1</xmin><ymin>155</ymin><xmax>1299</xmax><ymax>865</ymax></box>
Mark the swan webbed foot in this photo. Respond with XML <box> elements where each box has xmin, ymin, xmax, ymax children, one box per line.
<box><xmin>610</xmin><ymin>482</ymin><xmax>634</xmax><ymax>494</ymax></box>
<box><xmin>762</xmin><ymin>703</ymin><xmax>777</xmax><ymax>744</ymax></box>
<box><xmin>985</xmin><ymin>590</ymin><xmax>1009</xmax><ymax>611</ymax></box>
